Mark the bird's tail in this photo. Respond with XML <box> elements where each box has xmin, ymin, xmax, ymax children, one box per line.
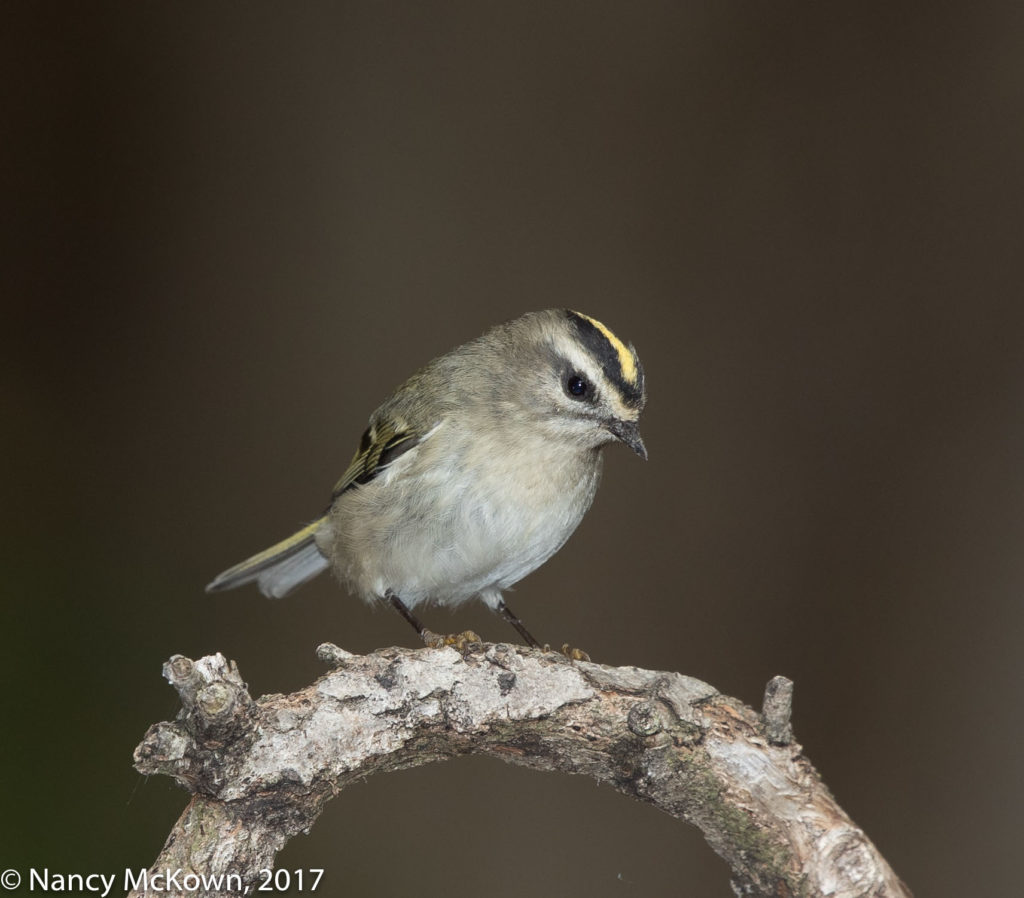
<box><xmin>205</xmin><ymin>516</ymin><xmax>330</xmax><ymax>599</ymax></box>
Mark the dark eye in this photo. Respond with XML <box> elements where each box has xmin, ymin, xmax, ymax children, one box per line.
<box><xmin>566</xmin><ymin>374</ymin><xmax>589</xmax><ymax>398</ymax></box>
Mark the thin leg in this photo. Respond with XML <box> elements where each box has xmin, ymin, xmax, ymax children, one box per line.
<box><xmin>387</xmin><ymin>591</ymin><xmax>428</xmax><ymax>639</ymax></box>
<box><xmin>495</xmin><ymin>598</ymin><xmax>542</xmax><ymax>648</ymax></box>
<box><xmin>387</xmin><ymin>590</ymin><xmax>481</xmax><ymax>651</ymax></box>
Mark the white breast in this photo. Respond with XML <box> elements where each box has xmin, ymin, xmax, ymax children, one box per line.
<box><xmin>319</xmin><ymin>424</ymin><xmax>603</xmax><ymax>609</ymax></box>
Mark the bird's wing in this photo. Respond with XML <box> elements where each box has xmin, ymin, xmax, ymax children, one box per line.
<box><xmin>331</xmin><ymin>413</ymin><xmax>434</xmax><ymax>499</ymax></box>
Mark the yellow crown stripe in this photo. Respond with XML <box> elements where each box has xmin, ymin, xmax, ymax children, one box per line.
<box><xmin>573</xmin><ymin>312</ymin><xmax>638</xmax><ymax>385</ymax></box>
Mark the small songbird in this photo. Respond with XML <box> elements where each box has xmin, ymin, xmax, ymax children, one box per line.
<box><xmin>207</xmin><ymin>309</ymin><xmax>647</xmax><ymax>651</ymax></box>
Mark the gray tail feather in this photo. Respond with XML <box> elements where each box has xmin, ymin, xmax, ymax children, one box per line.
<box><xmin>206</xmin><ymin>517</ymin><xmax>330</xmax><ymax>599</ymax></box>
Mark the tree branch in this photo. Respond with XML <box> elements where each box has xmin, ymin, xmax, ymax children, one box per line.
<box><xmin>131</xmin><ymin>644</ymin><xmax>909</xmax><ymax>897</ymax></box>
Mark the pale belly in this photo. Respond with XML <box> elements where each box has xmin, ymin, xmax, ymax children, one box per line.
<box><xmin>319</xmin><ymin>445</ymin><xmax>603</xmax><ymax>608</ymax></box>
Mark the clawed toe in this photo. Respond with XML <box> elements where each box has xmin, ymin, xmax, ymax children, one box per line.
<box><xmin>561</xmin><ymin>643</ymin><xmax>590</xmax><ymax>662</ymax></box>
<box><xmin>541</xmin><ymin>642</ymin><xmax>590</xmax><ymax>662</ymax></box>
<box><xmin>422</xmin><ymin>629</ymin><xmax>482</xmax><ymax>652</ymax></box>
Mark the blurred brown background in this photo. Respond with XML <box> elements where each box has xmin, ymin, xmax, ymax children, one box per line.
<box><xmin>4</xmin><ymin>3</ymin><xmax>1022</xmax><ymax>895</ymax></box>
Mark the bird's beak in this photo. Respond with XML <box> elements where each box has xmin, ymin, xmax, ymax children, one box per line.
<box><xmin>608</xmin><ymin>419</ymin><xmax>648</xmax><ymax>460</ymax></box>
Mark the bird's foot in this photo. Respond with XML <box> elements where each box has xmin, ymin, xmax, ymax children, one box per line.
<box><xmin>422</xmin><ymin>629</ymin><xmax>483</xmax><ymax>652</ymax></box>
<box><xmin>542</xmin><ymin>643</ymin><xmax>591</xmax><ymax>662</ymax></box>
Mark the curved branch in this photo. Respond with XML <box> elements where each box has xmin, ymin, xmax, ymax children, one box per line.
<box><xmin>131</xmin><ymin>644</ymin><xmax>910</xmax><ymax>897</ymax></box>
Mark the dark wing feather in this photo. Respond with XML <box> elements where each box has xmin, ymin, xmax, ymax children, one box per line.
<box><xmin>331</xmin><ymin>415</ymin><xmax>420</xmax><ymax>499</ymax></box>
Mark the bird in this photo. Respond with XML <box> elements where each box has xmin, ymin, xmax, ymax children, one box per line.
<box><xmin>206</xmin><ymin>309</ymin><xmax>647</xmax><ymax>652</ymax></box>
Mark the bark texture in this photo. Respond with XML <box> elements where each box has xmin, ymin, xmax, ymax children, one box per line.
<box><xmin>131</xmin><ymin>643</ymin><xmax>910</xmax><ymax>897</ymax></box>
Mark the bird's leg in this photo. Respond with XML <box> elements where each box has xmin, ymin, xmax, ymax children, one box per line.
<box><xmin>387</xmin><ymin>591</ymin><xmax>428</xmax><ymax>638</ymax></box>
<box><xmin>495</xmin><ymin>598</ymin><xmax>590</xmax><ymax>661</ymax></box>
<box><xmin>386</xmin><ymin>591</ymin><xmax>480</xmax><ymax>651</ymax></box>
<box><xmin>494</xmin><ymin>598</ymin><xmax>541</xmax><ymax>648</ymax></box>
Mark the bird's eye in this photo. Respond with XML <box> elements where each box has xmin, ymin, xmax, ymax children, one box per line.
<box><xmin>566</xmin><ymin>374</ymin><xmax>589</xmax><ymax>398</ymax></box>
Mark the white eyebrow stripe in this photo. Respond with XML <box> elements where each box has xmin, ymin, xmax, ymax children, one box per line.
<box><xmin>555</xmin><ymin>338</ymin><xmax>639</xmax><ymax>420</ymax></box>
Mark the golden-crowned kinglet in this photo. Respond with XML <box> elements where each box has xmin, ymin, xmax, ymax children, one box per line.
<box><xmin>207</xmin><ymin>309</ymin><xmax>647</xmax><ymax>649</ymax></box>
